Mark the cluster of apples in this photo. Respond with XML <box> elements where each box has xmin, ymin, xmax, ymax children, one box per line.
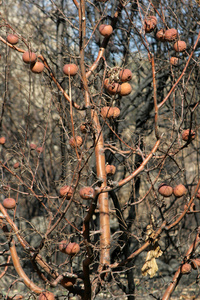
<box><xmin>98</xmin><ymin>17</ymin><xmax>133</xmax><ymax>102</ymax></box>
<box><xmin>158</xmin><ymin>182</ymin><xmax>200</xmax><ymax>200</ymax></box>
<box><xmin>6</xmin><ymin>33</ymin><xmax>45</xmax><ymax>73</ymax></box>
<box><xmin>59</xmin><ymin>164</ymin><xmax>116</xmax><ymax>201</ymax></box>
<box><xmin>156</xmin><ymin>28</ymin><xmax>187</xmax><ymax>53</ymax></box>
<box><xmin>100</xmin><ymin>68</ymin><xmax>133</xmax><ymax>121</ymax></box>
<box><xmin>144</xmin><ymin>16</ymin><xmax>187</xmax><ymax>66</ymax></box>
<box><xmin>158</xmin><ymin>183</ymin><xmax>198</xmax><ymax>216</ymax></box>
<box><xmin>6</xmin><ymin>33</ymin><xmax>80</xmax><ymax>77</ymax></box>
<box><xmin>22</xmin><ymin>51</ymin><xmax>44</xmax><ymax>73</ymax></box>
<box><xmin>158</xmin><ymin>183</ymin><xmax>187</xmax><ymax>198</ymax></box>
<box><xmin>158</xmin><ymin>128</ymin><xmax>196</xmax><ymax>198</ymax></box>
<box><xmin>29</xmin><ymin>143</ymin><xmax>44</xmax><ymax>153</ymax></box>
<box><xmin>104</xmin><ymin>68</ymin><xmax>132</xmax><ymax>97</ymax></box>
<box><xmin>59</xmin><ymin>184</ymin><xmax>95</xmax><ymax>201</ymax></box>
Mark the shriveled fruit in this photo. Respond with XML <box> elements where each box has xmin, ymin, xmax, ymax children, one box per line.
<box><xmin>30</xmin><ymin>61</ymin><xmax>44</xmax><ymax>74</ymax></box>
<box><xmin>164</xmin><ymin>28</ymin><xmax>178</xmax><ymax>41</ymax></box>
<box><xmin>69</xmin><ymin>136</ymin><xmax>83</xmax><ymax>147</ymax></box>
<box><xmin>65</xmin><ymin>242</ymin><xmax>80</xmax><ymax>256</ymax></box>
<box><xmin>144</xmin><ymin>16</ymin><xmax>157</xmax><ymax>33</ymax></box>
<box><xmin>158</xmin><ymin>184</ymin><xmax>173</xmax><ymax>197</ymax></box>
<box><xmin>22</xmin><ymin>51</ymin><xmax>37</xmax><ymax>64</ymax></box>
<box><xmin>99</xmin><ymin>24</ymin><xmax>113</xmax><ymax>37</ymax></box>
<box><xmin>104</xmin><ymin>78</ymin><xmax>120</xmax><ymax>95</ymax></box>
<box><xmin>182</xmin><ymin>129</ymin><xmax>196</xmax><ymax>142</ymax></box>
<box><xmin>36</xmin><ymin>147</ymin><xmax>44</xmax><ymax>153</ymax></box>
<box><xmin>119</xmin><ymin>82</ymin><xmax>132</xmax><ymax>96</ymax></box>
<box><xmin>80</xmin><ymin>124</ymin><xmax>87</xmax><ymax>133</ymax></box>
<box><xmin>106</xmin><ymin>164</ymin><xmax>116</xmax><ymax>175</ymax></box>
<box><xmin>156</xmin><ymin>29</ymin><xmax>165</xmax><ymax>41</ymax></box>
<box><xmin>106</xmin><ymin>82</ymin><xmax>121</xmax><ymax>95</ymax></box>
<box><xmin>60</xmin><ymin>277</ymin><xmax>76</xmax><ymax>287</ymax></box>
<box><xmin>80</xmin><ymin>186</ymin><xmax>95</xmax><ymax>200</ymax></box>
<box><xmin>30</xmin><ymin>143</ymin><xmax>37</xmax><ymax>150</ymax></box>
<box><xmin>38</xmin><ymin>291</ymin><xmax>55</xmax><ymax>300</ymax></box>
<box><xmin>191</xmin><ymin>258</ymin><xmax>200</xmax><ymax>269</ymax></box>
<box><xmin>13</xmin><ymin>162</ymin><xmax>20</xmax><ymax>169</ymax></box>
<box><xmin>180</xmin><ymin>263</ymin><xmax>192</xmax><ymax>274</ymax></box>
<box><xmin>7</xmin><ymin>34</ymin><xmax>19</xmax><ymax>45</ymax></box>
<box><xmin>59</xmin><ymin>240</ymin><xmax>68</xmax><ymax>253</ymax></box>
<box><xmin>0</xmin><ymin>136</ymin><xmax>6</xmax><ymax>145</ymax></box>
<box><xmin>173</xmin><ymin>41</ymin><xmax>187</xmax><ymax>52</ymax></box>
<box><xmin>173</xmin><ymin>184</ymin><xmax>187</xmax><ymax>197</ymax></box>
<box><xmin>3</xmin><ymin>198</ymin><xmax>16</xmax><ymax>209</ymax></box>
<box><xmin>101</xmin><ymin>106</ymin><xmax>120</xmax><ymax>119</ymax></box>
<box><xmin>101</xmin><ymin>106</ymin><xmax>114</xmax><ymax>119</ymax></box>
<box><xmin>63</xmin><ymin>64</ymin><xmax>78</xmax><ymax>76</ymax></box>
<box><xmin>112</xmin><ymin>107</ymin><xmax>120</xmax><ymax>118</ymax></box>
<box><xmin>170</xmin><ymin>57</ymin><xmax>179</xmax><ymax>66</ymax></box>
<box><xmin>119</xmin><ymin>69</ymin><xmax>132</xmax><ymax>82</ymax></box>
<box><xmin>59</xmin><ymin>185</ymin><xmax>74</xmax><ymax>199</ymax></box>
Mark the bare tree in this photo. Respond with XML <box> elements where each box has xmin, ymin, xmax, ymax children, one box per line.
<box><xmin>0</xmin><ymin>0</ymin><xmax>200</xmax><ymax>299</ymax></box>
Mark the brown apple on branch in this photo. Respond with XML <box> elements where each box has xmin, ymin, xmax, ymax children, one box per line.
<box><xmin>99</xmin><ymin>24</ymin><xmax>113</xmax><ymax>37</ymax></box>
<box><xmin>7</xmin><ymin>34</ymin><xmax>19</xmax><ymax>45</ymax></box>
<box><xmin>22</xmin><ymin>51</ymin><xmax>37</xmax><ymax>64</ymax></box>
<box><xmin>63</xmin><ymin>63</ymin><xmax>78</xmax><ymax>76</ymax></box>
